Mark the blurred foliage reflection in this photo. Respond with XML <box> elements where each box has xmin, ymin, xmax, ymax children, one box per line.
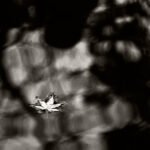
<box><xmin>0</xmin><ymin>0</ymin><xmax>150</xmax><ymax>150</ymax></box>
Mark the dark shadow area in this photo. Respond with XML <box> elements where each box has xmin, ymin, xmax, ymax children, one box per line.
<box><xmin>105</xmin><ymin>124</ymin><xmax>150</xmax><ymax>150</ymax></box>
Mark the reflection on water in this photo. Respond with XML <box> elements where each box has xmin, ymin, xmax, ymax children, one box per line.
<box><xmin>0</xmin><ymin>0</ymin><xmax>150</xmax><ymax>150</ymax></box>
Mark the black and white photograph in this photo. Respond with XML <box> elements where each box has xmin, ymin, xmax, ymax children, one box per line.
<box><xmin>0</xmin><ymin>0</ymin><xmax>150</xmax><ymax>150</ymax></box>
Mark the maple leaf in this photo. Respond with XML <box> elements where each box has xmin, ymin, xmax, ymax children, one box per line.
<box><xmin>32</xmin><ymin>94</ymin><xmax>63</xmax><ymax>113</ymax></box>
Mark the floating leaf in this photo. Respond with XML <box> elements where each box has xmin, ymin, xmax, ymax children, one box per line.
<box><xmin>31</xmin><ymin>93</ymin><xmax>63</xmax><ymax>113</ymax></box>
